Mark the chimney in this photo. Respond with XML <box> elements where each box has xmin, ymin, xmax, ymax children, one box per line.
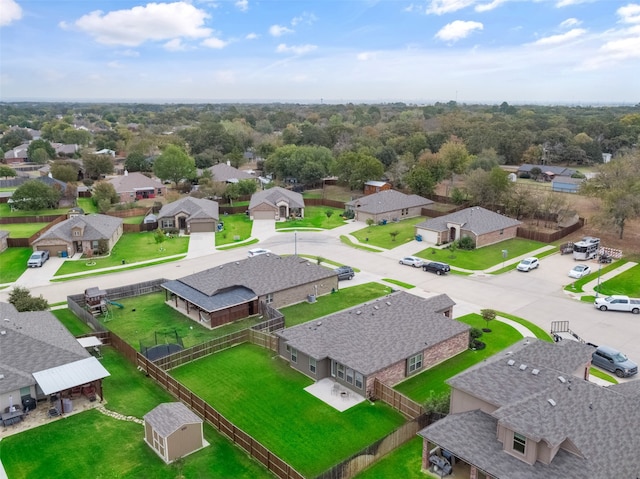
<box><xmin>227</xmin><ymin>160</ymin><xmax>231</xmax><ymax>166</ymax></box>
<box><xmin>124</xmin><ymin>170</ymin><xmax>128</xmax><ymax>176</ymax></box>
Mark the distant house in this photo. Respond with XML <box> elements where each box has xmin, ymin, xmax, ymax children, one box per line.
<box><xmin>363</xmin><ymin>180</ymin><xmax>391</xmax><ymax>195</ymax></box>
<box><xmin>345</xmin><ymin>190</ymin><xmax>433</xmax><ymax>223</ymax></box>
<box><xmin>415</xmin><ymin>207</ymin><xmax>521</xmax><ymax>247</ymax></box>
<box><xmin>144</xmin><ymin>402</ymin><xmax>205</xmax><ymax>464</ymax></box>
<box><xmin>551</xmin><ymin>177</ymin><xmax>583</xmax><ymax>193</ymax></box>
<box><xmin>209</xmin><ymin>162</ymin><xmax>258</xmax><ymax>184</ymax></box>
<box><xmin>32</xmin><ymin>214</ymin><xmax>123</xmax><ymax>257</ymax></box>
<box><xmin>248</xmin><ymin>186</ymin><xmax>305</xmax><ymax>220</ymax></box>
<box><xmin>276</xmin><ymin>292</ymin><xmax>468</xmax><ymax>398</ymax></box>
<box><xmin>107</xmin><ymin>171</ymin><xmax>166</xmax><ymax>203</ymax></box>
<box><xmin>161</xmin><ymin>254</ymin><xmax>338</xmax><ymax>329</ymax></box>
<box><xmin>51</xmin><ymin>143</ymin><xmax>79</xmax><ymax>157</ymax></box>
<box><xmin>0</xmin><ymin>230</ymin><xmax>8</xmax><ymax>252</ymax></box>
<box><xmin>3</xmin><ymin>144</ymin><xmax>29</xmax><ymax>164</ymax></box>
<box><xmin>418</xmin><ymin>338</ymin><xmax>640</xmax><ymax>478</ymax></box>
<box><xmin>517</xmin><ymin>164</ymin><xmax>577</xmax><ymax>181</ymax></box>
<box><xmin>157</xmin><ymin>197</ymin><xmax>219</xmax><ymax>233</ymax></box>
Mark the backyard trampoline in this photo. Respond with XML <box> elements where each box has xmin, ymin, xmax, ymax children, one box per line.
<box><xmin>140</xmin><ymin>330</ymin><xmax>184</xmax><ymax>361</ymax></box>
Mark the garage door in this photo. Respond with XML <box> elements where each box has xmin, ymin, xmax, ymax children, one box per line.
<box><xmin>189</xmin><ymin>221</ymin><xmax>214</xmax><ymax>233</ymax></box>
<box><xmin>39</xmin><ymin>244</ymin><xmax>67</xmax><ymax>256</ymax></box>
<box><xmin>252</xmin><ymin>210</ymin><xmax>275</xmax><ymax>220</ymax></box>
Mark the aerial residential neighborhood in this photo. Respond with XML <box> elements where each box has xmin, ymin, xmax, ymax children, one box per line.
<box><xmin>0</xmin><ymin>98</ymin><xmax>639</xmax><ymax>479</ymax></box>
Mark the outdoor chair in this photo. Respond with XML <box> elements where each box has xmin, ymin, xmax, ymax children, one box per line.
<box><xmin>47</xmin><ymin>407</ymin><xmax>60</xmax><ymax>419</ymax></box>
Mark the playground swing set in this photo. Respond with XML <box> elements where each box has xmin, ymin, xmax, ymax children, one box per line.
<box><xmin>84</xmin><ymin>287</ymin><xmax>124</xmax><ymax>321</ymax></box>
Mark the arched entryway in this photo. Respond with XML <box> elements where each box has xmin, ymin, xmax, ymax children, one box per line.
<box><xmin>449</xmin><ymin>226</ymin><xmax>457</xmax><ymax>242</ymax></box>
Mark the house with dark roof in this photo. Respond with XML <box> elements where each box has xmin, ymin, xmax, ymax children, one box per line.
<box><xmin>276</xmin><ymin>292</ymin><xmax>468</xmax><ymax>398</ymax></box>
<box><xmin>345</xmin><ymin>190</ymin><xmax>433</xmax><ymax>223</ymax></box>
<box><xmin>517</xmin><ymin>164</ymin><xmax>577</xmax><ymax>181</ymax></box>
<box><xmin>3</xmin><ymin>144</ymin><xmax>29</xmax><ymax>164</ymax></box>
<box><xmin>0</xmin><ymin>302</ymin><xmax>110</xmax><ymax>413</ymax></box>
<box><xmin>161</xmin><ymin>254</ymin><xmax>338</xmax><ymax>329</ymax></box>
<box><xmin>157</xmin><ymin>197</ymin><xmax>219</xmax><ymax>233</ymax></box>
<box><xmin>209</xmin><ymin>162</ymin><xmax>258</xmax><ymax>184</ymax></box>
<box><xmin>418</xmin><ymin>338</ymin><xmax>640</xmax><ymax>478</ymax></box>
<box><xmin>107</xmin><ymin>171</ymin><xmax>166</xmax><ymax>203</ymax></box>
<box><xmin>415</xmin><ymin>207</ymin><xmax>522</xmax><ymax>247</ymax></box>
<box><xmin>144</xmin><ymin>402</ymin><xmax>206</xmax><ymax>464</ymax></box>
<box><xmin>31</xmin><ymin>214</ymin><xmax>123</xmax><ymax>257</ymax></box>
<box><xmin>248</xmin><ymin>186</ymin><xmax>305</xmax><ymax>220</ymax></box>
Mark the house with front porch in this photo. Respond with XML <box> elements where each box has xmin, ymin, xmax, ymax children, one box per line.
<box><xmin>418</xmin><ymin>338</ymin><xmax>640</xmax><ymax>478</ymax></box>
<box><xmin>248</xmin><ymin>187</ymin><xmax>304</xmax><ymax>220</ymax></box>
<box><xmin>108</xmin><ymin>171</ymin><xmax>166</xmax><ymax>203</ymax></box>
<box><xmin>157</xmin><ymin>197</ymin><xmax>219</xmax><ymax>233</ymax></box>
<box><xmin>345</xmin><ymin>190</ymin><xmax>433</xmax><ymax>223</ymax></box>
<box><xmin>275</xmin><ymin>292</ymin><xmax>468</xmax><ymax>399</ymax></box>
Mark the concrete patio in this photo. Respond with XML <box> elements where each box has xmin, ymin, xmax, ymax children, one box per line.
<box><xmin>304</xmin><ymin>378</ymin><xmax>366</xmax><ymax>412</ymax></box>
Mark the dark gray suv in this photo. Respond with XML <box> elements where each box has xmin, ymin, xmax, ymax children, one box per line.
<box><xmin>422</xmin><ymin>261</ymin><xmax>450</xmax><ymax>275</ymax></box>
<box><xmin>335</xmin><ymin>266</ymin><xmax>355</xmax><ymax>280</ymax></box>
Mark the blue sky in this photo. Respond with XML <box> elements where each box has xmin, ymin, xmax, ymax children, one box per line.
<box><xmin>1</xmin><ymin>0</ymin><xmax>639</xmax><ymax>104</ymax></box>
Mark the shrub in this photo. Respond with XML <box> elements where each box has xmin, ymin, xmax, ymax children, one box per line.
<box><xmin>458</xmin><ymin>235</ymin><xmax>475</xmax><ymax>250</ymax></box>
<box><xmin>343</xmin><ymin>209</ymin><xmax>355</xmax><ymax>219</ymax></box>
<box><xmin>423</xmin><ymin>391</ymin><xmax>450</xmax><ymax>418</ymax></box>
<box><xmin>470</xmin><ymin>339</ymin><xmax>486</xmax><ymax>350</ymax></box>
<box><xmin>8</xmin><ymin>286</ymin><xmax>49</xmax><ymax>312</ymax></box>
<box><xmin>469</xmin><ymin>327</ymin><xmax>483</xmax><ymax>340</ymax></box>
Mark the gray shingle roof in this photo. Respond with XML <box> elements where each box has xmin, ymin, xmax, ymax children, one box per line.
<box><xmin>33</xmin><ymin>214</ymin><xmax>123</xmax><ymax>244</ymax></box>
<box><xmin>0</xmin><ymin>302</ymin><xmax>90</xmax><ymax>395</ymax></box>
<box><xmin>249</xmin><ymin>187</ymin><xmax>304</xmax><ymax>210</ymax></box>
<box><xmin>209</xmin><ymin>163</ymin><xmax>255</xmax><ymax>182</ymax></box>
<box><xmin>108</xmin><ymin>172</ymin><xmax>163</xmax><ymax>193</ymax></box>
<box><xmin>415</xmin><ymin>206</ymin><xmax>521</xmax><ymax>235</ymax></box>
<box><xmin>517</xmin><ymin>164</ymin><xmax>577</xmax><ymax>177</ymax></box>
<box><xmin>144</xmin><ymin>402</ymin><xmax>202</xmax><ymax>437</ymax></box>
<box><xmin>157</xmin><ymin>197</ymin><xmax>219</xmax><ymax>222</ymax></box>
<box><xmin>276</xmin><ymin>292</ymin><xmax>466</xmax><ymax>376</ymax></box>
<box><xmin>345</xmin><ymin>190</ymin><xmax>432</xmax><ymax>215</ymax></box>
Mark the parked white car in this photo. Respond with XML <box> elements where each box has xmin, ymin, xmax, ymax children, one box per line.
<box><xmin>568</xmin><ymin>264</ymin><xmax>591</xmax><ymax>279</ymax></box>
<box><xmin>594</xmin><ymin>295</ymin><xmax>640</xmax><ymax>314</ymax></box>
<box><xmin>247</xmin><ymin>248</ymin><xmax>272</xmax><ymax>258</ymax></box>
<box><xmin>399</xmin><ymin>256</ymin><xmax>424</xmax><ymax>268</ymax></box>
<box><xmin>27</xmin><ymin>250</ymin><xmax>50</xmax><ymax>268</ymax></box>
<box><xmin>516</xmin><ymin>257</ymin><xmax>539</xmax><ymax>272</ymax></box>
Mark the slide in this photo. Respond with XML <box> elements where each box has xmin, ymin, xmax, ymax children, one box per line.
<box><xmin>107</xmin><ymin>300</ymin><xmax>124</xmax><ymax>309</ymax></box>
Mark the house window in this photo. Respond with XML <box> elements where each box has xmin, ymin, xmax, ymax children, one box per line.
<box><xmin>336</xmin><ymin>363</ymin><xmax>345</xmax><ymax>380</ymax></box>
<box><xmin>408</xmin><ymin>353</ymin><xmax>423</xmax><ymax>374</ymax></box>
<box><xmin>130</xmin><ymin>193</ymin><xmax>134</xmax><ymax>197</ymax></box>
<box><xmin>346</xmin><ymin>368</ymin><xmax>354</xmax><ymax>384</ymax></box>
<box><xmin>285</xmin><ymin>344</ymin><xmax>290</xmax><ymax>353</ymax></box>
<box><xmin>157</xmin><ymin>188</ymin><xmax>162</xmax><ymax>194</ymax></box>
<box><xmin>290</xmin><ymin>348</ymin><xmax>297</xmax><ymax>363</ymax></box>
<box><xmin>500</xmin><ymin>229</ymin><xmax>504</xmax><ymax>235</ymax></box>
<box><xmin>309</xmin><ymin>357</ymin><xmax>316</xmax><ymax>374</ymax></box>
<box><xmin>355</xmin><ymin>372</ymin><xmax>363</xmax><ymax>389</ymax></box>
<box><xmin>161</xmin><ymin>219</ymin><xmax>173</xmax><ymax>229</ymax></box>
<box><xmin>265</xmin><ymin>293</ymin><xmax>274</xmax><ymax>304</ymax></box>
<box><xmin>513</xmin><ymin>432</ymin><xmax>526</xmax><ymax>454</ymax></box>
<box><xmin>92</xmin><ymin>240</ymin><xmax>99</xmax><ymax>249</ymax></box>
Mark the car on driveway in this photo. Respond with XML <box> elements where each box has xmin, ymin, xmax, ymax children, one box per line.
<box><xmin>335</xmin><ymin>266</ymin><xmax>355</xmax><ymax>280</ymax></box>
<box><xmin>591</xmin><ymin>345</ymin><xmax>638</xmax><ymax>378</ymax></box>
<box><xmin>423</xmin><ymin>261</ymin><xmax>450</xmax><ymax>275</ymax></box>
<box><xmin>27</xmin><ymin>250</ymin><xmax>50</xmax><ymax>268</ymax></box>
<box><xmin>247</xmin><ymin>248</ymin><xmax>272</xmax><ymax>258</ymax></box>
<box><xmin>568</xmin><ymin>264</ymin><xmax>592</xmax><ymax>279</ymax></box>
<box><xmin>399</xmin><ymin>256</ymin><xmax>424</xmax><ymax>267</ymax></box>
<box><xmin>516</xmin><ymin>257</ymin><xmax>539</xmax><ymax>272</ymax></box>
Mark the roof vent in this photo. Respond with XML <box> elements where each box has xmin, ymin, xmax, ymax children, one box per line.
<box><xmin>532</xmin><ymin>369</ymin><xmax>540</xmax><ymax>375</ymax></box>
<box><xmin>0</xmin><ymin>331</ymin><xmax>6</xmax><ymax>335</ymax></box>
<box><xmin>3</xmin><ymin>318</ymin><xmax>9</xmax><ymax>321</ymax></box>
<box><xmin>519</xmin><ymin>364</ymin><xmax>527</xmax><ymax>371</ymax></box>
<box><xmin>374</xmin><ymin>305</ymin><xmax>379</xmax><ymax>310</ymax></box>
<box><xmin>0</xmin><ymin>374</ymin><xmax>4</xmax><ymax>379</ymax></box>
<box><xmin>507</xmin><ymin>359</ymin><xmax>515</xmax><ymax>366</ymax></box>
<box><xmin>386</xmin><ymin>301</ymin><xmax>391</xmax><ymax>306</ymax></box>
<box><xmin>558</xmin><ymin>376</ymin><xmax>566</xmax><ymax>383</ymax></box>
<box><xmin>356</xmin><ymin>310</ymin><xmax>361</xmax><ymax>315</ymax></box>
<box><xmin>548</xmin><ymin>399</ymin><xmax>556</xmax><ymax>407</ymax></box>
<box><xmin>316</xmin><ymin>321</ymin><xmax>322</xmax><ymax>326</ymax></box>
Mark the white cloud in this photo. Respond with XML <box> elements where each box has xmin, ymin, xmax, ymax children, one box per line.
<box><xmin>107</xmin><ymin>61</ymin><xmax>124</xmax><ymax>69</ymax></box>
<box><xmin>201</xmin><ymin>37</ymin><xmax>228</xmax><ymax>49</ymax></box>
<box><xmin>235</xmin><ymin>0</ymin><xmax>248</xmax><ymax>12</ymax></box>
<box><xmin>404</xmin><ymin>4</ymin><xmax>419</xmax><ymax>13</ymax></box>
<box><xmin>276</xmin><ymin>43</ymin><xmax>317</xmax><ymax>55</ymax></box>
<box><xmin>246</xmin><ymin>32</ymin><xmax>258</xmax><ymax>40</ymax></box>
<box><xmin>269</xmin><ymin>24</ymin><xmax>294</xmax><ymax>37</ymax></box>
<box><xmin>427</xmin><ymin>0</ymin><xmax>476</xmax><ymax>15</ymax></box>
<box><xmin>164</xmin><ymin>38</ymin><xmax>187</xmax><ymax>51</ymax></box>
<box><xmin>533</xmin><ymin>28</ymin><xmax>586</xmax><ymax>45</ymax></box>
<box><xmin>556</xmin><ymin>0</ymin><xmax>590</xmax><ymax>7</ymax></box>
<box><xmin>357</xmin><ymin>52</ymin><xmax>378</xmax><ymax>61</ymax></box>
<box><xmin>618</xmin><ymin>3</ymin><xmax>640</xmax><ymax>24</ymax></box>
<box><xmin>435</xmin><ymin>20</ymin><xmax>483</xmax><ymax>42</ymax></box>
<box><xmin>214</xmin><ymin>70</ymin><xmax>236</xmax><ymax>83</ymax></box>
<box><xmin>0</xmin><ymin>0</ymin><xmax>23</xmax><ymax>27</ymax></box>
<box><xmin>119</xmin><ymin>49</ymin><xmax>140</xmax><ymax>57</ymax></box>
<box><xmin>72</xmin><ymin>2</ymin><xmax>211</xmax><ymax>46</ymax></box>
<box><xmin>475</xmin><ymin>0</ymin><xmax>508</xmax><ymax>13</ymax></box>
<box><xmin>291</xmin><ymin>12</ymin><xmax>317</xmax><ymax>26</ymax></box>
<box><xmin>560</xmin><ymin>18</ymin><xmax>582</xmax><ymax>28</ymax></box>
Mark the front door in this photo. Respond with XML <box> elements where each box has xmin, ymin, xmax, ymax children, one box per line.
<box><xmin>178</xmin><ymin>217</ymin><xmax>187</xmax><ymax>229</ymax></box>
<box><xmin>279</xmin><ymin>205</ymin><xmax>287</xmax><ymax>218</ymax></box>
<box><xmin>75</xmin><ymin>241</ymin><xmax>82</xmax><ymax>252</ymax></box>
<box><xmin>449</xmin><ymin>226</ymin><xmax>457</xmax><ymax>242</ymax></box>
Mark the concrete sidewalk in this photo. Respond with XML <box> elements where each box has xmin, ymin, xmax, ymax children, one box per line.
<box><xmin>565</xmin><ymin>261</ymin><xmax>638</xmax><ymax>299</ymax></box>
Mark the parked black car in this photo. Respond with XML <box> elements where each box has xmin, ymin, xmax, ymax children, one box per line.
<box><xmin>422</xmin><ymin>261</ymin><xmax>450</xmax><ymax>275</ymax></box>
<box><xmin>335</xmin><ymin>266</ymin><xmax>355</xmax><ymax>280</ymax></box>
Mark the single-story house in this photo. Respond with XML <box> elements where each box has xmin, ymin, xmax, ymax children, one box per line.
<box><xmin>276</xmin><ymin>292</ymin><xmax>468</xmax><ymax>398</ymax></box>
<box><xmin>248</xmin><ymin>186</ymin><xmax>305</xmax><ymax>220</ymax></box>
<box><xmin>0</xmin><ymin>230</ymin><xmax>8</xmax><ymax>252</ymax></box>
<box><xmin>415</xmin><ymin>207</ymin><xmax>522</xmax><ymax>248</ymax></box>
<box><xmin>209</xmin><ymin>162</ymin><xmax>258</xmax><ymax>184</ymax></box>
<box><xmin>144</xmin><ymin>402</ymin><xmax>206</xmax><ymax>464</ymax></box>
<box><xmin>0</xmin><ymin>302</ymin><xmax>110</xmax><ymax>415</ymax></box>
<box><xmin>418</xmin><ymin>338</ymin><xmax>640</xmax><ymax>478</ymax></box>
<box><xmin>52</xmin><ymin>143</ymin><xmax>79</xmax><ymax>157</ymax></box>
<box><xmin>161</xmin><ymin>254</ymin><xmax>338</xmax><ymax>329</ymax></box>
<box><xmin>551</xmin><ymin>177</ymin><xmax>584</xmax><ymax>193</ymax></box>
<box><xmin>31</xmin><ymin>214</ymin><xmax>123</xmax><ymax>257</ymax></box>
<box><xmin>364</xmin><ymin>180</ymin><xmax>391</xmax><ymax>195</ymax></box>
<box><xmin>345</xmin><ymin>190</ymin><xmax>433</xmax><ymax>223</ymax></box>
<box><xmin>517</xmin><ymin>164</ymin><xmax>577</xmax><ymax>181</ymax></box>
<box><xmin>3</xmin><ymin>144</ymin><xmax>29</xmax><ymax>164</ymax></box>
<box><xmin>157</xmin><ymin>197</ymin><xmax>219</xmax><ymax>233</ymax></box>
<box><xmin>108</xmin><ymin>171</ymin><xmax>166</xmax><ymax>203</ymax></box>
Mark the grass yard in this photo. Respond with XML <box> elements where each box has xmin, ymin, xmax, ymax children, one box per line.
<box><xmin>216</xmin><ymin>214</ymin><xmax>253</xmax><ymax>246</ymax></box>
<box><xmin>0</xmin><ymin>247</ymin><xmax>32</xmax><ymax>283</ymax></box>
<box><xmin>382</xmin><ymin>278</ymin><xmax>415</xmax><ymax>289</ymax></box>
<box><xmin>351</xmin><ymin>217</ymin><xmax>424</xmax><ymax>249</ymax></box>
<box><xmin>340</xmin><ymin>235</ymin><xmax>383</xmax><ymax>252</ymax></box>
<box><xmin>76</xmin><ymin>197</ymin><xmax>99</xmax><ymax>213</ymax></box>
<box><xmin>279</xmin><ymin>282</ymin><xmax>394</xmax><ymax>327</ymax></box>
<box><xmin>0</xmin><ymin>222</ymin><xmax>49</xmax><ymax>237</ymax></box>
<box><xmin>495</xmin><ymin>311</ymin><xmax>553</xmax><ymax>342</ymax></box>
<box><xmin>53</xmin><ymin>232</ymin><xmax>189</xmax><ymax>276</ymax></box>
<box><xmin>122</xmin><ymin>215</ymin><xmax>145</xmax><ymax>224</ymax></box>
<box><xmin>354</xmin><ymin>436</ymin><xmax>424</xmax><ymax>479</ymax></box>
<box><xmin>0</xmin><ymin>203</ymin><xmax>69</xmax><ymax>217</ymax></box>
<box><xmin>0</xmin><ymin>347</ymin><xmax>272</xmax><ymax>479</ymax></box>
<box><xmin>171</xmin><ymin>343</ymin><xmax>406</xmax><ymax>477</ymax></box>
<box><xmin>564</xmin><ymin>260</ymin><xmax>625</xmax><ymax>293</ymax></box>
<box><xmin>595</xmin><ymin>264</ymin><xmax>640</xmax><ymax>297</ymax></box>
<box><xmin>416</xmin><ymin>238</ymin><xmax>546</xmax><ymax>271</ymax></box>
<box><xmin>394</xmin><ymin>313</ymin><xmax>522</xmax><ymax>403</ymax></box>
<box><xmin>275</xmin><ymin>206</ymin><xmax>346</xmax><ymax>230</ymax></box>
<box><xmin>52</xmin><ymin>308</ymin><xmax>93</xmax><ymax>336</ymax></box>
<box><xmin>489</xmin><ymin>246</ymin><xmax>558</xmax><ymax>274</ymax></box>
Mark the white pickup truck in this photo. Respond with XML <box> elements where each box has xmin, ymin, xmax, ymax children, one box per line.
<box><xmin>594</xmin><ymin>295</ymin><xmax>640</xmax><ymax>314</ymax></box>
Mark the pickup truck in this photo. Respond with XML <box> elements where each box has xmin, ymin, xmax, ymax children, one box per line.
<box><xmin>594</xmin><ymin>295</ymin><xmax>640</xmax><ymax>314</ymax></box>
<box><xmin>27</xmin><ymin>250</ymin><xmax>50</xmax><ymax>268</ymax></box>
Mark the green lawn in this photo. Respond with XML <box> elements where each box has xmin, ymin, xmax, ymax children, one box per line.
<box><xmin>216</xmin><ymin>214</ymin><xmax>253</xmax><ymax>246</ymax></box>
<box><xmin>275</xmin><ymin>206</ymin><xmax>347</xmax><ymax>230</ymax></box>
<box><xmin>354</xmin><ymin>436</ymin><xmax>425</xmax><ymax>479</ymax></box>
<box><xmin>0</xmin><ymin>347</ymin><xmax>272</xmax><ymax>479</ymax></box>
<box><xmin>0</xmin><ymin>222</ymin><xmax>49</xmax><ymax>237</ymax></box>
<box><xmin>340</xmin><ymin>235</ymin><xmax>384</xmax><ymax>252</ymax></box>
<box><xmin>351</xmin><ymin>217</ymin><xmax>425</xmax><ymax>249</ymax></box>
<box><xmin>0</xmin><ymin>203</ymin><xmax>69</xmax><ymax>217</ymax></box>
<box><xmin>122</xmin><ymin>215</ymin><xmax>145</xmax><ymax>224</ymax></box>
<box><xmin>595</xmin><ymin>264</ymin><xmax>640</xmax><ymax>296</ymax></box>
<box><xmin>382</xmin><ymin>278</ymin><xmax>415</xmax><ymax>289</ymax></box>
<box><xmin>416</xmin><ymin>238</ymin><xmax>546</xmax><ymax>271</ymax></box>
<box><xmin>279</xmin><ymin>282</ymin><xmax>393</xmax><ymax>327</ymax></box>
<box><xmin>489</xmin><ymin>246</ymin><xmax>558</xmax><ymax>274</ymax></box>
<box><xmin>0</xmin><ymin>247</ymin><xmax>32</xmax><ymax>283</ymax></box>
<box><xmin>76</xmin><ymin>197</ymin><xmax>99</xmax><ymax>213</ymax></box>
<box><xmin>495</xmin><ymin>311</ymin><xmax>553</xmax><ymax>342</ymax></box>
<box><xmin>171</xmin><ymin>343</ymin><xmax>406</xmax><ymax>477</ymax></box>
<box><xmin>51</xmin><ymin>308</ymin><xmax>93</xmax><ymax>336</ymax></box>
<box><xmin>564</xmin><ymin>260</ymin><xmax>625</xmax><ymax>293</ymax></box>
<box><xmin>394</xmin><ymin>313</ymin><xmax>522</xmax><ymax>402</ymax></box>
<box><xmin>53</xmin><ymin>232</ymin><xmax>189</xmax><ymax>275</ymax></box>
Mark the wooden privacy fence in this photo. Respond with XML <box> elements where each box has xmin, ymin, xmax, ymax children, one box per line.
<box><xmin>0</xmin><ymin>214</ymin><xmax>64</xmax><ymax>224</ymax></box>
<box><xmin>123</xmin><ymin>221</ymin><xmax>158</xmax><ymax>233</ymax></box>
<box><xmin>107</xmin><ymin>207</ymin><xmax>151</xmax><ymax>218</ymax></box>
<box><xmin>6</xmin><ymin>214</ymin><xmax>68</xmax><ymax>247</ymax></box>
<box><xmin>303</xmin><ymin>198</ymin><xmax>346</xmax><ymax>210</ymax></box>
<box><xmin>219</xmin><ymin>205</ymin><xmax>248</xmax><ymax>215</ymax></box>
<box><xmin>517</xmin><ymin>217</ymin><xmax>584</xmax><ymax>243</ymax></box>
<box><xmin>373</xmin><ymin>379</ymin><xmax>424</xmax><ymax>419</ymax></box>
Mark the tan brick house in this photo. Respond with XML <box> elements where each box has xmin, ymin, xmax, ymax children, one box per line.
<box><xmin>345</xmin><ymin>189</ymin><xmax>433</xmax><ymax>223</ymax></box>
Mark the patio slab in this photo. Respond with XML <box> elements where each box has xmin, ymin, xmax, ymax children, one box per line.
<box><xmin>304</xmin><ymin>378</ymin><xmax>366</xmax><ymax>412</ymax></box>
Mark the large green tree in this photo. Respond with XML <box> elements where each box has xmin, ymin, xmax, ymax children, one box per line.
<box><xmin>404</xmin><ymin>166</ymin><xmax>436</xmax><ymax>197</ymax></box>
<box><xmin>335</xmin><ymin>151</ymin><xmax>384</xmax><ymax>190</ymax></box>
<box><xmin>27</xmin><ymin>139</ymin><xmax>56</xmax><ymax>161</ymax></box>
<box><xmin>83</xmin><ymin>155</ymin><xmax>114</xmax><ymax>179</ymax></box>
<box><xmin>0</xmin><ymin>165</ymin><xmax>17</xmax><ymax>178</ymax></box>
<box><xmin>153</xmin><ymin>145</ymin><xmax>196</xmax><ymax>186</ymax></box>
<box><xmin>11</xmin><ymin>180</ymin><xmax>61</xmax><ymax>210</ymax></box>
<box><xmin>51</xmin><ymin>162</ymin><xmax>79</xmax><ymax>183</ymax></box>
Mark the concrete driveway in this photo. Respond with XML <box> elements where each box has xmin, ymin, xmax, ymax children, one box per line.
<box><xmin>13</xmin><ymin>255</ymin><xmax>65</xmax><ymax>288</ymax></box>
<box><xmin>186</xmin><ymin>232</ymin><xmax>216</xmax><ymax>259</ymax></box>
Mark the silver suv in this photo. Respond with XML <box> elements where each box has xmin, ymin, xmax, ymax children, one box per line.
<box><xmin>27</xmin><ymin>250</ymin><xmax>50</xmax><ymax>268</ymax></box>
<box><xmin>335</xmin><ymin>266</ymin><xmax>355</xmax><ymax>280</ymax></box>
<box><xmin>591</xmin><ymin>345</ymin><xmax>638</xmax><ymax>378</ymax></box>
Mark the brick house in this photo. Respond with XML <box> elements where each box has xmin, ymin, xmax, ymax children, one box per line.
<box><xmin>363</xmin><ymin>180</ymin><xmax>391</xmax><ymax>195</ymax></box>
<box><xmin>276</xmin><ymin>292</ymin><xmax>469</xmax><ymax>398</ymax></box>
<box><xmin>418</xmin><ymin>339</ymin><xmax>640</xmax><ymax>478</ymax></box>
<box><xmin>161</xmin><ymin>254</ymin><xmax>338</xmax><ymax>329</ymax></box>
<box><xmin>415</xmin><ymin>207</ymin><xmax>521</xmax><ymax>247</ymax></box>
<box><xmin>208</xmin><ymin>162</ymin><xmax>259</xmax><ymax>185</ymax></box>
<box><xmin>345</xmin><ymin>190</ymin><xmax>433</xmax><ymax>223</ymax></box>
<box><xmin>157</xmin><ymin>197</ymin><xmax>219</xmax><ymax>233</ymax></box>
<box><xmin>108</xmin><ymin>171</ymin><xmax>166</xmax><ymax>203</ymax></box>
<box><xmin>248</xmin><ymin>187</ymin><xmax>305</xmax><ymax>220</ymax></box>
